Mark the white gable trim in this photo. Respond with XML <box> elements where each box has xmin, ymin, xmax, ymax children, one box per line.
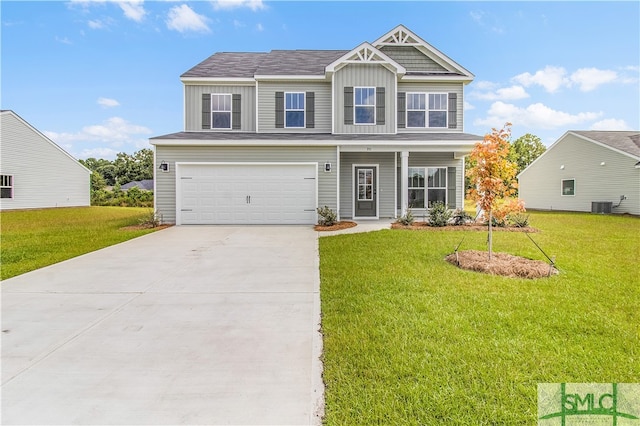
<box><xmin>0</xmin><ymin>110</ymin><xmax>91</xmax><ymax>175</ymax></box>
<box><xmin>325</xmin><ymin>42</ymin><xmax>406</xmax><ymax>76</ymax></box>
<box><xmin>373</xmin><ymin>24</ymin><xmax>474</xmax><ymax>79</ymax></box>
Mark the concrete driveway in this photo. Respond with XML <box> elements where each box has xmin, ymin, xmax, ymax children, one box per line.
<box><xmin>1</xmin><ymin>226</ymin><xmax>323</xmax><ymax>425</ymax></box>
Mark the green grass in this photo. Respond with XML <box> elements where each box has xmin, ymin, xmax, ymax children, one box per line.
<box><xmin>1</xmin><ymin>207</ymin><xmax>164</xmax><ymax>280</ymax></box>
<box><xmin>319</xmin><ymin>211</ymin><xmax>640</xmax><ymax>424</ymax></box>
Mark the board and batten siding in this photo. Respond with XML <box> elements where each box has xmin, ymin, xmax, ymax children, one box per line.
<box><xmin>519</xmin><ymin>134</ymin><xmax>640</xmax><ymax>215</ymax></box>
<box><xmin>397</xmin><ymin>82</ymin><xmax>464</xmax><ymax>132</ymax></box>
<box><xmin>339</xmin><ymin>152</ymin><xmax>396</xmax><ymax>219</ymax></box>
<box><xmin>0</xmin><ymin>111</ymin><xmax>90</xmax><ymax>210</ymax></box>
<box><xmin>257</xmin><ymin>81</ymin><xmax>331</xmax><ymax>133</ymax></box>
<box><xmin>333</xmin><ymin>64</ymin><xmax>397</xmax><ymax>134</ymax></box>
<box><xmin>400</xmin><ymin>152</ymin><xmax>464</xmax><ymax>211</ymax></box>
<box><xmin>155</xmin><ymin>145</ymin><xmax>337</xmax><ymax>224</ymax></box>
<box><xmin>184</xmin><ymin>85</ymin><xmax>256</xmax><ymax>132</ymax></box>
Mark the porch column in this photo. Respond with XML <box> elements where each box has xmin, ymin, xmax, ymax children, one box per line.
<box><xmin>400</xmin><ymin>151</ymin><xmax>409</xmax><ymax>216</ymax></box>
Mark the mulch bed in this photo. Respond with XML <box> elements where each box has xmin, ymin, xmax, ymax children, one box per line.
<box><xmin>392</xmin><ymin>222</ymin><xmax>538</xmax><ymax>233</ymax></box>
<box><xmin>314</xmin><ymin>221</ymin><xmax>358</xmax><ymax>231</ymax></box>
<box><xmin>446</xmin><ymin>250</ymin><xmax>558</xmax><ymax>279</ymax></box>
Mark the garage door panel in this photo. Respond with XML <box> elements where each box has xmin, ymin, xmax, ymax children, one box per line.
<box><xmin>178</xmin><ymin>164</ymin><xmax>317</xmax><ymax>225</ymax></box>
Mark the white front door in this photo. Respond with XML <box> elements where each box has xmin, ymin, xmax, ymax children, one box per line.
<box><xmin>178</xmin><ymin>163</ymin><xmax>317</xmax><ymax>225</ymax></box>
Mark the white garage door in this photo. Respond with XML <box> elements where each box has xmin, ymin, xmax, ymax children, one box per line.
<box><xmin>178</xmin><ymin>163</ymin><xmax>317</xmax><ymax>225</ymax></box>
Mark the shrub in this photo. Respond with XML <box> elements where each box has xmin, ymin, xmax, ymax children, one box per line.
<box><xmin>452</xmin><ymin>208</ymin><xmax>473</xmax><ymax>225</ymax></box>
<box><xmin>492</xmin><ymin>198</ymin><xmax>526</xmax><ymax>227</ymax></box>
<box><xmin>317</xmin><ymin>206</ymin><xmax>338</xmax><ymax>226</ymax></box>
<box><xmin>428</xmin><ymin>202</ymin><xmax>452</xmax><ymax>227</ymax></box>
<box><xmin>397</xmin><ymin>210</ymin><xmax>415</xmax><ymax>226</ymax></box>
<box><xmin>138</xmin><ymin>209</ymin><xmax>161</xmax><ymax>228</ymax></box>
<box><xmin>509</xmin><ymin>213</ymin><xmax>530</xmax><ymax>228</ymax></box>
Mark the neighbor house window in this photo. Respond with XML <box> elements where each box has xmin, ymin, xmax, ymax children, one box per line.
<box><xmin>408</xmin><ymin>167</ymin><xmax>425</xmax><ymax>208</ymax></box>
<box><xmin>285</xmin><ymin>92</ymin><xmax>305</xmax><ymax>128</ymax></box>
<box><xmin>427</xmin><ymin>167</ymin><xmax>447</xmax><ymax>207</ymax></box>
<box><xmin>211</xmin><ymin>94</ymin><xmax>232</xmax><ymax>129</ymax></box>
<box><xmin>407</xmin><ymin>93</ymin><xmax>426</xmax><ymax>128</ymax></box>
<box><xmin>355</xmin><ymin>87</ymin><xmax>376</xmax><ymax>124</ymax></box>
<box><xmin>562</xmin><ymin>179</ymin><xmax>575</xmax><ymax>196</ymax></box>
<box><xmin>428</xmin><ymin>93</ymin><xmax>448</xmax><ymax>128</ymax></box>
<box><xmin>1</xmin><ymin>175</ymin><xmax>13</xmax><ymax>199</ymax></box>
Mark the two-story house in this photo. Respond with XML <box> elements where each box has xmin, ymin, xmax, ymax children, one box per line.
<box><xmin>150</xmin><ymin>25</ymin><xmax>482</xmax><ymax>225</ymax></box>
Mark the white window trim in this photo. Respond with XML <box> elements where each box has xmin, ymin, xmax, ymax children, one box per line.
<box><xmin>0</xmin><ymin>174</ymin><xmax>13</xmax><ymax>199</ymax></box>
<box><xmin>354</xmin><ymin>86</ymin><xmax>376</xmax><ymax>126</ymax></box>
<box><xmin>284</xmin><ymin>92</ymin><xmax>305</xmax><ymax>129</ymax></box>
<box><xmin>211</xmin><ymin>93</ymin><xmax>232</xmax><ymax>130</ymax></box>
<box><xmin>427</xmin><ymin>92</ymin><xmax>448</xmax><ymax>129</ymax></box>
<box><xmin>561</xmin><ymin>178</ymin><xmax>576</xmax><ymax>196</ymax></box>
<box><xmin>407</xmin><ymin>166</ymin><xmax>448</xmax><ymax>209</ymax></box>
<box><xmin>406</xmin><ymin>93</ymin><xmax>426</xmax><ymax>129</ymax></box>
<box><xmin>408</xmin><ymin>166</ymin><xmax>426</xmax><ymax>209</ymax></box>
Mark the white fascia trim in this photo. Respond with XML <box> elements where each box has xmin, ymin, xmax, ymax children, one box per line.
<box><xmin>325</xmin><ymin>42</ymin><xmax>406</xmax><ymax>75</ymax></box>
<box><xmin>254</xmin><ymin>75</ymin><xmax>328</xmax><ymax>81</ymax></box>
<box><xmin>181</xmin><ymin>77</ymin><xmax>256</xmax><ymax>85</ymax></box>
<box><xmin>400</xmin><ymin>75</ymin><xmax>474</xmax><ymax>83</ymax></box>
<box><xmin>150</xmin><ymin>139</ymin><xmax>477</xmax><ymax>150</ymax></box>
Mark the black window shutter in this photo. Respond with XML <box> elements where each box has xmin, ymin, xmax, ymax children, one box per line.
<box><xmin>344</xmin><ymin>87</ymin><xmax>353</xmax><ymax>125</ymax></box>
<box><xmin>232</xmin><ymin>94</ymin><xmax>241</xmax><ymax>130</ymax></box>
<box><xmin>376</xmin><ymin>87</ymin><xmax>385</xmax><ymax>125</ymax></box>
<box><xmin>447</xmin><ymin>166</ymin><xmax>457</xmax><ymax>209</ymax></box>
<box><xmin>305</xmin><ymin>92</ymin><xmax>315</xmax><ymax>128</ymax></box>
<box><xmin>448</xmin><ymin>93</ymin><xmax>457</xmax><ymax>129</ymax></box>
<box><xmin>397</xmin><ymin>92</ymin><xmax>406</xmax><ymax>129</ymax></box>
<box><xmin>202</xmin><ymin>93</ymin><xmax>211</xmax><ymax>129</ymax></box>
<box><xmin>275</xmin><ymin>92</ymin><xmax>284</xmax><ymax>128</ymax></box>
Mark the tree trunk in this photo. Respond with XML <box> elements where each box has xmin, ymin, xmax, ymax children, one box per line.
<box><xmin>488</xmin><ymin>210</ymin><xmax>493</xmax><ymax>261</ymax></box>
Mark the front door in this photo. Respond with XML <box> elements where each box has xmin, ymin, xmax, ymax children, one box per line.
<box><xmin>354</xmin><ymin>166</ymin><xmax>377</xmax><ymax>218</ymax></box>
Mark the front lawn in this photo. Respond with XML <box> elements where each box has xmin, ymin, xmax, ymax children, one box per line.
<box><xmin>319</xmin><ymin>211</ymin><xmax>639</xmax><ymax>424</ymax></box>
<box><xmin>1</xmin><ymin>207</ymin><xmax>164</xmax><ymax>280</ymax></box>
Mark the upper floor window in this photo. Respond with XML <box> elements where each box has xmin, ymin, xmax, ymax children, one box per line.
<box><xmin>1</xmin><ymin>175</ymin><xmax>13</xmax><ymax>199</ymax></box>
<box><xmin>407</xmin><ymin>93</ymin><xmax>426</xmax><ymax>127</ymax></box>
<box><xmin>355</xmin><ymin>87</ymin><xmax>376</xmax><ymax>124</ymax></box>
<box><xmin>428</xmin><ymin>93</ymin><xmax>448</xmax><ymax>128</ymax></box>
<box><xmin>562</xmin><ymin>179</ymin><xmax>575</xmax><ymax>196</ymax></box>
<box><xmin>285</xmin><ymin>93</ymin><xmax>305</xmax><ymax>128</ymax></box>
<box><xmin>211</xmin><ymin>94</ymin><xmax>232</xmax><ymax>129</ymax></box>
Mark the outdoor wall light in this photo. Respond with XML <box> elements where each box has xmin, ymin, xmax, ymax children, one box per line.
<box><xmin>159</xmin><ymin>161</ymin><xmax>169</xmax><ymax>172</ymax></box>
<box><xmin>560</xmin><ymin>165</ymin><xmax>565</xmax><ymax>170</ymax></box>
<box><xmin>600</xmin><ymin>162</ymin><xmax>606</xmax><ymax>166</ymax></box>
<box><xmin>325</xmin><ymin>162</ymin><xmax>332</xmax><ymax>172</ymax></box>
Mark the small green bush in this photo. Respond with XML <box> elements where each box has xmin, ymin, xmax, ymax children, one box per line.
<box><xmin>452</xmin><ymin>208</ymin><xmax>473</xmax><ymax>225</ymax></box>
<box><xmin>317</xmin><ymin>206</ymin><xmax>338</xmax><ymax>226</ymax></box>
<box><xmin>397</xmin><ymin>210</ymin><xmax>415</xmax><ymax>226</ymax></box>
<box><xmin>138</xmin><ymin>209</ymin><xmax>162</xmax><ymax>228</ymax></box>
<box><xmin>509</xmin><ymin>213</ymin><xmax>530</xmax><ymax>228</ymax></box>
<box><xmin>428</xmin><ymin>202</ymin><xmax>452</xmax><ymax>227</ymax></box>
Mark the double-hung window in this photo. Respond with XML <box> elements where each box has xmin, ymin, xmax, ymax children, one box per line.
<box><xmin>562</xmin><ymin>179</ymin><xmax>575</xmax><ymax>196</ymax></box>
<box><xmin>1</xmin><ymin>175</ymin><xmax>13</xmax><ymax>199</ymax></box>
<box><xmin>428</xmin><ymin>93</ymin><xmax>447</xmax><ymax>128</ymax></box>
<box><xmin>355</xmin><ymin>87</ymin><xmax>375</xmax><ymax>124</ymax></box>
<box><xmin>407</xmin><ymin>167</ymin><xmax>447</xmax><ymax>208</ymax></box>
<box><xmin>407</xmin><ymin>93</ymin><xmax>426</xmax><ymax>128</ymax></box>
<box><xmin>211</xmin><ymin>94</ymin><xmax>232</xmax><ymax>129</ymax></box>
<box><xmin>285</xmin><ymin>92</ymin><xmax>305</xmax><ymax>128</ymax></box>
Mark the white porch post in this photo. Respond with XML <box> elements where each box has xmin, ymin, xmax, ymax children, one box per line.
<box><xmin>400</xmin><ymin>151</ymin><xmax>409</xmax><ymax>216</ymax></box>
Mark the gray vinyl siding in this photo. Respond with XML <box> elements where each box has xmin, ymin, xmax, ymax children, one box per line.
<box><xmin>397</xmin><ymin>152</ymin><xmax>464</xmax><ymax>213</ymax></box>
<box><xmin>258</xmin><ymin>81</ymin><xmax>331</xmax><ymax>133</ymax></box>
<box><xmin>184</xmin><ymin>85</ymin><xmax>256</xmax><ymax>132</ymax></box>
<box><xmin>379</xmin><ymin>45</ymin><xmax>448</xmax><ymax>73</ymax></box>
<box><xmin>397</xmin><ymin>82</ymin><xmax>464</xmax><ymax>132</ymax></box>
<box><xmin>0</xmin><ymin>112</ymin><xmax>90</xmax><ymax>210</ymax></box>
<box><xmin>155</xmin><ymin>145</ymin><xmax>337</xmax><ymax>224</ymax></box>
<box><xmin>339</xmin><ymin>152</ymin><xmax>396</xmax><ymax>219</ymax></box>
<box><xmin>519</xmin><ymin>134</ymin><xmax>640</xmax><ymax>215</ymax></box>
<box><xmin>334</xmin><ymin>64</ymin><xmax>396</xmax><ymax>134</ymax></box>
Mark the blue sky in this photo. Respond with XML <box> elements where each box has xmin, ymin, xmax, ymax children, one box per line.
<box><xmin>2</xmin><ymin>1</ymin><xmax>638</xmax><ymax>160</ymax></box>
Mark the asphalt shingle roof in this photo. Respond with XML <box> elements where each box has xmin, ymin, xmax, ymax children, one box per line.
<box><xmin>572</xmin><ymin>131</ymin><xmax>640</xmax><ymax>158</ymax></box>
<box><xmin>255</xmin><ymin>50</ymin><xmax>348</xmax><ymax>76</ymax></box>
<box><xmin>181</xmin><ymin>52</ymin><xmax>269</xmax><ymax>78</ymax></box>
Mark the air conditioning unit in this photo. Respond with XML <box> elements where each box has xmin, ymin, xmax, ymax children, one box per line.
<box><xmin>591</xmin><ymin>201</ymin><xmax>612</xmax><ymax>214</ymax></box>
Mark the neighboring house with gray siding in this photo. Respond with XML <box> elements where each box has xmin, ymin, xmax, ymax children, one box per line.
<box><xmin>150</xmin><ymin>25</ymin><xmax>482</xmax><ymax>225</ymax></box>
<box><xmin>518</xmin><ymin>131</ymin><xmax>640</xmax><ymax>215</ymax></box>
<box><xmin>0</xmin><ymin>110</ymin><xmax>91</xmax><ymax>211</ymax></box>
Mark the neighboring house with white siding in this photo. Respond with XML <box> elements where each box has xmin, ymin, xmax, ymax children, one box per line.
<box><xmin>0</xmin><ymin>110</ymin><xmax>90</xmax><ymax>210</ymax></box>
<box><xmin>150</xmin><ymin>25</ymin><xmax>482</xmax><ymax>225</ymax></box>
<box><xmin>518</xmin><ymin>131</ymin><xmax>640</xmax><ymax>215</ymax></box>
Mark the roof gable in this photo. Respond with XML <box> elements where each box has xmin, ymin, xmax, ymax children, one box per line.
<box><xmin>324</xmin><ymin>42</ymin><xmax>406</xmax><ymax>76</ymax></box>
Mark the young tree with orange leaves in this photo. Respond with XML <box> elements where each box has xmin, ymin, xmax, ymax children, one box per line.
<box><xmin>467</xmin><ymin>123</ymin><xmax>519</xmax><ymax>259</ymax></box>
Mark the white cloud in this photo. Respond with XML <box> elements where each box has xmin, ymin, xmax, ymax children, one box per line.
<box><xmin>119</xmin><ymin>0</ymin><xmax>146</xmax><ymax>22</ymax></box>
<box><xmin>469</xmin><ymin>10</ymin><xmax>504</xmax><ymax>34</ymax></box>
<box><xmin>590</xmin><ymin>118</ymin><xmax>632</xmax><ymax>131</ymax></box>
<box><xmin>471</xmin><ymin>85</ymin><xmax>529</xmax><ymax>101</ymax></box>
<box><xmin>512</xmin><ymin>66</ymin><xmax>569</xmax><ymax>93</ymax></box>
<box><xmin>166</xmin><ymin>4</ymin><xmax>211</xmax><ymax>33</ymax></box>
<box><xmin>474</xmin><ymin>101</ymin><xmax>602</xmax><ymax>130</ymax></box>
<box><xmin>88</xmin><ymin>19</ymin><xmax>105</xmax><ymax>29</ymax></box>
<box><xmin>55</xmin><ymin>36</ymin><xmax>72</xmax><ymax>45</ymax></box>
<box><xmin>570</xmin><ymin>68</ymin><xmax>618</xmax><ymax>92</ymax></box>
<box><xmin>233</xmin><ymin>19</ymin><xmax>245</xmax><ymax>28</ymax></box>
<box><xmin>44</xmin><ymin>116</ymin><xmax>152</xmax><ymax>145</ymax></box>
<box><xmin>97</xmin><ymin>97</ymin><xmax>120</xmax><ymax>108</ymax></box>
<box><xmin>212</xmin><ymin>0</ymin><xmax>265</xmax><ymax>11</ymax></box>
<box><xmin>76</xmin><ymin>147</ymin><xmax>121</xmax><ymax>160</ymax></box>
<box><xmin>256</xmin><ymin>22</ymin><xmax>264</xmax><ymax>31</ymax></box>
<box><xmin>464</xmin><ymin>101</ymin><xmax>475</xmax><ymax>111</ymax></box>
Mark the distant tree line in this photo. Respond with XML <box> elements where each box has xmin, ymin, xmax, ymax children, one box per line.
<box><xmin>79</xmin><ymin>148</ymin><xmax>154</xmax><ymax>207</ymax></box>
